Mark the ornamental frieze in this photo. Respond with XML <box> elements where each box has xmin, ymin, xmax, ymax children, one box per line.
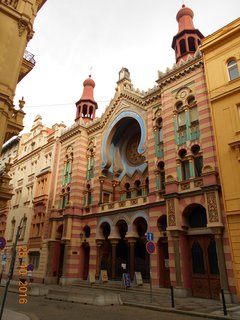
<box><xmin>167</xmin><ymin>199</ymin><xmax>176</xmax><ymax>227</ymax></box>
<box><xmin>206</xmin><ymin>191</ymin><xmax>219</xmax><ymax>223</ymax></box>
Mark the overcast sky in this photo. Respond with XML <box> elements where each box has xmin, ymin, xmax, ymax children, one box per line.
<box><xmin>15</xmin><ymin>0</ymin><xmax>240</xmax><ymax>133</ymax></box>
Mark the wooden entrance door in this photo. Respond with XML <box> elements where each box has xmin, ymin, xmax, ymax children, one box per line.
<box><xmin>189</xmin><ymin>235</ymin><xmax>220</xmax><ymax>299</ymax></box>
<box><xmin>159</xmin><ymin>239</ymin><xmax>170</xmax><ymax>288</ymax></box>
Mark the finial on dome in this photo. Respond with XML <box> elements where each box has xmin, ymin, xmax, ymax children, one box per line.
<box><xmin>89</xmin><ymin>66</ymin><xmax>93</xmax><ymax>78</ymax></box>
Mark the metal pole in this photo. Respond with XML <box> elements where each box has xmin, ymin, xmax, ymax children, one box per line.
<box><xmin>170</xmin><ymin>285</ymin><xmax>175</xmax><ymax>308</ymax></box>
<box><xmin>149</xmin><ymin>254</ymin><xmax>152</xmax><ymax>303</ymax></box>
<box><xmin>221</xmin><ymin>289</ymin><xmax>228</xmax><ymax>316</ymax></box>
<box><xmin>0</xmin><ymin>218</ymin><xmax>23</xmax><ymax>320</ymax></box>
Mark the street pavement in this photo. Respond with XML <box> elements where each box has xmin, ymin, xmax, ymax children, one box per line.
<box><xmin>1</xmin><ymin>280</ymin><xmax>240</xmax><ymax>320</ymax></box>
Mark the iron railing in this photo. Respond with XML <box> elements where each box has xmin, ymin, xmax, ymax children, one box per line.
<box><xmin>23</xmin><ymin>50</ymin><xmax>36</xmax><ymax>65</ymax></box>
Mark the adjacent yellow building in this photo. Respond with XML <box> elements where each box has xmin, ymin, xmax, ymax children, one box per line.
<box><xmin>0</xmin><ymin>0</ymin><xmax>47</xmax><ymax>210</ymax></box>
<box><xmin>201</xmin><ymin>18</ymin><xmax>240</xmax><ymax>300</ymax></box>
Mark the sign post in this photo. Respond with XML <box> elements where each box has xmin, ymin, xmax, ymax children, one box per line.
<box><xmin>0</xmin><ymin>219</ymin><xmax>24</xmax><ymax>320</ymax></box>
<box><xmin>0</xmin><ymin>238</ymin><xmax>6</xmax><ymax>285</ymax></box>
<box><xmin>0</xmin><ymin>238</ymin><xmax>6</xmax><ymax>251</ymax></box>
<box><xmin>146</xmin><ymin>240</ymin><xmax>156</xmax><ymax>303</ymax></box>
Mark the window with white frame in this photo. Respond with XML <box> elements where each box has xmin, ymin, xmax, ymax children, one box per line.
<box><xmin>227</xmin><ymin>59</ymin><xmax>239</xmax><ymax>81</ymax></box>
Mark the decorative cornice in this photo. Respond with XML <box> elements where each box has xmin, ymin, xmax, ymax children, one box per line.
<box><xmin>60</xmin><ymin>124</ymin><xmax>82</xmax><ymax>142</ymax></box>
<box><xmin>157</xmin><ymin>56</ymin><xmax>203</xmax><ymax>87</ymax></box>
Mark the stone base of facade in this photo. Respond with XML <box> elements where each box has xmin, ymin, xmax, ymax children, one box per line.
<box><xmin>44</xmin><ymin>277</ymin><xmax>58</xmax><ymax>285</ymax></box>
<box><xmin>174</xmin><ymin>287</ymin><xmax>190</xmax><ymax>298</ymax></box>
<box><xmin>220</xmin><ymin>290</ymin><xmax>237</xmax><ymax>304</ymax></box>
<box><xmin>60</xmin><ymin>277</ymin><xmax>79</xmax><ymax>286</ymax></box>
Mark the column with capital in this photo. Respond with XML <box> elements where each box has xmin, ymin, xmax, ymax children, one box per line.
<box><xmin>95</xmin><ymin>239</ymin><xmax>103</xmax><ymax>279</ymax></box>
<box><xmin>110</xmin><ymin>239</ymin><xmax>119</xmax><ymax>279</ymax></box>
<box><xmin>99</xmin><ymin>176</ymin><xmax>105</xmax><ymax>204</ymax></box>
<box><xmin>111</xmin><ymin>180</ymin><xmax>118</xmax><ymax>202</ymax></box>
<box><xmin>127</xmin><ymin>238</ymin><xmax>137</xmax><ymax>279</ymax></box>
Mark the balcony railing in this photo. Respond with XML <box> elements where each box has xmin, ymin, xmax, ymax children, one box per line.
<box><xmin>23</xmin><ymin>50</ymin><xmax>36</xmax><ymax>65</ymax></box>
<box><xmin>2</xmin><ymin>0</ymin><xmax>19</xmax><ymax>10</ymax></box>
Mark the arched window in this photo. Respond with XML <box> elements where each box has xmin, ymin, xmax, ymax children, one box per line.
<box><xmin>83</xmin><ymin>225</ymin><xmax>91</xmax><ymax>238</ymax></box>
<box><xmin>145</xmin><ymin>178</ymin><xmax>149</xmax><ymax>195</ymax></box>
<box><xmin>191</xmin><ymin>145</ymin><xmax>203</xmax><ymax>177</ymax></box>
<box><xmin>157</xmin><ymin>161</ymin><xmax>165</xmax><ymax>191</ymax></box>
<box><xmin>82</xmin><ymin>104</ymin><xmax>88</xmax><ymax>117</ymax></box>
<box><xmin>227</xmin><ymin>59</ymin><xmax>239</xmax><ymax>80</ymax></box>
<box><xmin>20</xmin><ymin>216</ymin><xmax>27</xmax><ymax>240</ymax></box>
<box><xmin>89</xmin><ymin>106</ymin><xmax>93</xmax><ymax>118</ymax></box>
<box><xmin>175</xmin><ymin>101</ymin><xmax>186</xmax><ymax>129</ymax></box>
<box><xmin>180</xmin><ymin>39</ymin><xmax>186</xmax><ymax>54</ymax></box>
<box><xmin>208</xmin><ymin>239</ymin><xmax>219</xmax><ymax>275</ymax></box>
<box><xmin>188</xmin><ymin>37</ymin><xmax>196</xmax><ymax>51</ymax></box>
<box><xmin>188</xmin><ymin>206</ymin><xmax>207</xmax><ymax>228</ymax></box>
<box><xmin>125</xmin><ymin>183</ymin><xmax>131</xmax><ymax>199</ymax></box>
<box><xmin>135</xmin><ymin>180</ymin><xmax>142</xmax><ymax>196</ymax></box>
<box><xmin>192</xmin><ymin>241</ymin><xmax>205</xmax><ymax>274</ymax></box>
<box><xmin>157</xmin><ymin>118</ymin><xmax>163</xmax><ymax>143</ymax></box>
<box><xmin>179</xmin><ymin>149</ymin><xmax>190</xmax><ymax>181</ymax></box>
<box><xmin>86</xmin><ymin>184</ymin><xmax>92</xmax><ymax>206</ymax></box>
<box><xmin>154</xmin><ymin>117</ymin><xmax>164</xmax><ymax>157</ymax></box>
<box><xmin>86</xmin><ymin>144</ymin><xmax>95</xmax><ymax>180</ymax></box>
<box><xmin>62</xmin><ymin>147</ymin><xmax>73</xmax><ymax>185</ymax></box>
<box><xmin>157</xmin><ymin>215</ymin><xmax>167</xmax><ymax>232</ymax></box>
<box><xmin>188</xmin><ymin>97</ymin><xmax>198</xmax><ymax>125</ymax></box>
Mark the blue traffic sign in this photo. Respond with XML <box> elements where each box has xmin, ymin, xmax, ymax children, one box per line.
<box><xmin>27</xmin><ymin>264</ymin><xmax>34</xmax><ymax>271</ymax></box>
<box><xmin>146</xmin><ymin>241</ymin><xmax>155</xmax><ymax>254</ymax></box>
<box><xmin>147</xmin><ymin>232</ymin><xmax>154</xmax><ymax>242</ymax></box>
<box><xmin>0</xmin><ymin>237</ymin><xmax>6</xmax><ymax>250</ymax></box>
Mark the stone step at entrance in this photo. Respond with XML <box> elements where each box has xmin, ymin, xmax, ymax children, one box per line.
<box><xmin>71</xmin><ymin>279</ymin><xmax>171</xmax><ymax>296</ymax></box>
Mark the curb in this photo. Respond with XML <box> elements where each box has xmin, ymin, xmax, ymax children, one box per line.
<box><xmin>123</xmin><ymin>302</ymin><xmax>235</xmax><ymax>320</ymax></box>
<box><xmin>20</xmin><ymin>312</ymin><xmax>40</xmax><ymax>320</ymax></box>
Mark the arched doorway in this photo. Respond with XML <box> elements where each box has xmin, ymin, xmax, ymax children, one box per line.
<box><xmin>52</xmin><ymin>224</ymin><xmax>65</xmax><ymax>284</ymax></box>
<box><xmin>133</xmin><ymin>217</ymin><xmax>149</xmax><ymax>280</ymax></box>
<box><xmin>81</xmin><ymin>225</ymin><xmax>91</xmax><ymax>280</ymax></box>
<box><xmin>157</xmin><ymin>215</ymin><xmax>170</xmax><ymax>288</ymax></box>
<box><xmin>116</xmin><ymin>220</ymin><xmax>128</xmax><ymax>279</ymax></box>
<box><xmin>99</xmin><ymin>222</ymin><xmax>112</xmax><ymax>278</ymax></box>
<box><xmin>185</xmin><ymin>204</ymin><xmax>220</xmax><ymax>299</ymax></box>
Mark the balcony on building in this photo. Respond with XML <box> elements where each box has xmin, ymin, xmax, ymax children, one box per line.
<box><xmin>18</xmin><ymin>50</ymin><xmax>36</xmax><ymax>83</ymax></box>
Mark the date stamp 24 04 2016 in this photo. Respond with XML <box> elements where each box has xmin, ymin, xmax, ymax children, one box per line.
<box><xmin>18</xmin><ymin>246</ymin><xmax>28</xmax><ymax>304</ymax></box>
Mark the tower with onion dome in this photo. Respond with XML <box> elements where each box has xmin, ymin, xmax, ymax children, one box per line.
<box><xmin>75</xmin><ymin>75</ymin><xmax>98</xmax><ymax>124</ymax></box>
<box><xmin>172</xmin><ymin>4</ymin><xmax>204</xmax><ymax>63</ymax></box>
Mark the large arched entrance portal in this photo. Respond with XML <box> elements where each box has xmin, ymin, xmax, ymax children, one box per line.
<box><xmin>185</xmin><ymin>204</ymin><xmax>220</xmax><ymax>299</ymax></box>
<box><xmin>52</xmin><ymin>224</ymin><xmax>65</xmax><ymax>284</ymax></box>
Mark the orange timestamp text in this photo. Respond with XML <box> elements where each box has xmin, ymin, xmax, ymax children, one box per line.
<box><xmin>18</xmin><ymin>245</ymin><xmax>28</xmax><ymax>304</ymax></box>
